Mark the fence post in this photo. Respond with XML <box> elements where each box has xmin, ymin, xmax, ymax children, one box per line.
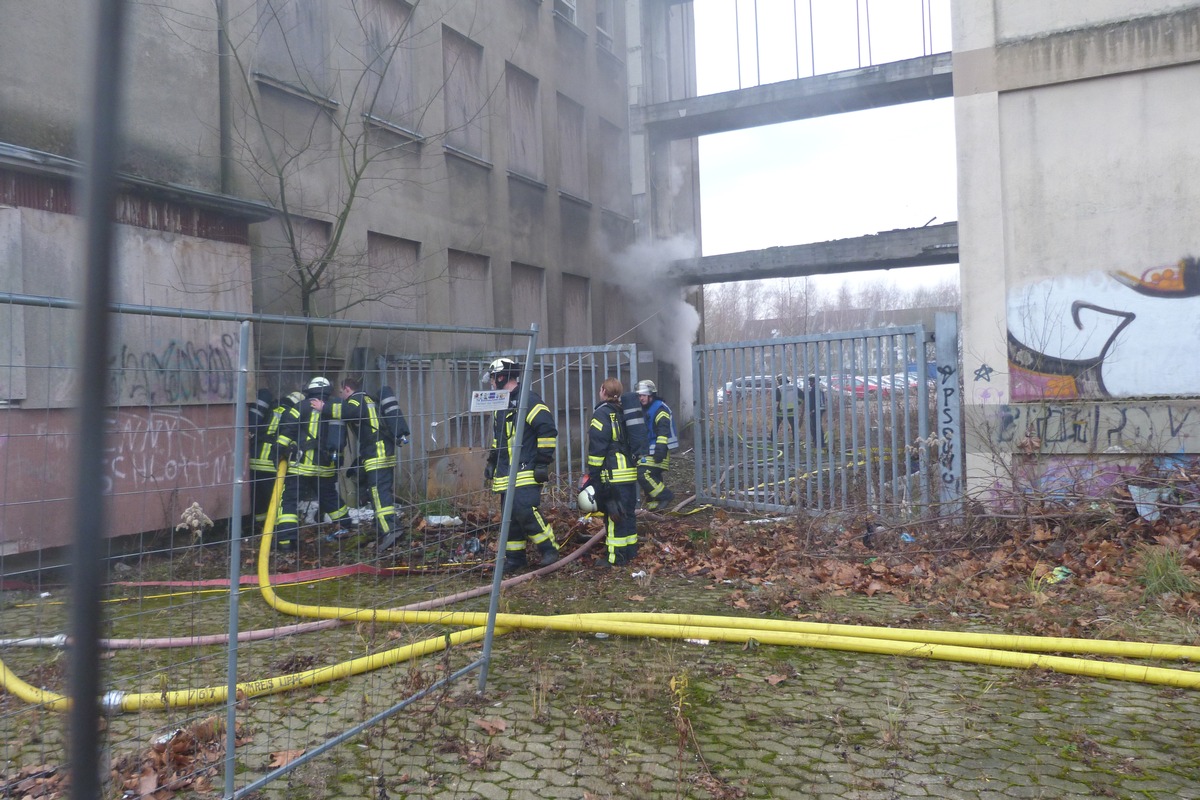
<box><xmin>934</xmin><ymin>312</ymin><xmax>963</xmax><ymax>516</ymax></box>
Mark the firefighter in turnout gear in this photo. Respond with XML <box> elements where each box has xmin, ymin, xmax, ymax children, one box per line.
<box><xmin>248</xmin><ymin>388</ymin><xmax>304</xmax><ymax>529</ymax></box>
<box><xmin>484</xmin><ymin>358</ymin><xmax>560</xmax><ymax>574</ymax></box>
<box><xmin>330</xmin><ymin>377</ymin><xmax>400</xmax><ymax>544</ymax></box>
<box><xmin>585</xmin><ymin>377</ymin><xmax>639</xmax><ymax>566</ymax></box>
<box><xmin>775</xmin><ymin>374</ymin><xmax>799</xmax><ymax>440</ymax></box>
<box><xmin>274</xmin><ymin>376</ymin><xmax>354</xmax><ymax>550</ymax></box>
<box><xmin>635</xmin><ymin>379</ymin><xmax>677</xmax><ymax>512</ymax></box>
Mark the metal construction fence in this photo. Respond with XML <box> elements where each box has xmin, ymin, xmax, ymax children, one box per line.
<box><xmin>0</xmin><ymin>291</ymin><xmax>633</xmax><ymax>799</ymax></box>
<box><xmin>693</xmin><ymin>325</ymin><xmax>939</xmax><ymax>516</ymax></box>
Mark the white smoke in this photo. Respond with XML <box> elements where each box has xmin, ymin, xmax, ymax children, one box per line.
<box><xmin>608</xmin><ymin>235</ymin><xmax>701</xmax><ymax>418</ymax></box>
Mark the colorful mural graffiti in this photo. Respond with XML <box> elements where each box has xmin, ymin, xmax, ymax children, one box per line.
<box><xmin>1007</xmin><ymin>257</ymin><xmax>1200</xmax><ymax>400</ymax></box>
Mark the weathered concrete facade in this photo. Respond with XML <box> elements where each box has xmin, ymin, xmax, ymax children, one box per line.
<box><xmin>0</xmin><ymin>1</ymin><xmax>638</xmax><ymax>550</ymax></box>
<box><xmin>953</xmin><ymin>2</ymin><xmax>1200</xmax><ymax>501</ymax></box>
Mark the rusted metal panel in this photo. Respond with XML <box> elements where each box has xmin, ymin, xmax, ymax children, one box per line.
<box><xmin>0</xmin><ymin>167</ymin><xmax>251</xmax><ymax>244</ymax></box>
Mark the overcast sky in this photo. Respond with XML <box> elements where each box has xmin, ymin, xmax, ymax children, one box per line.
<box><xmin>691</xmin><ymin>0</ymin><xmax>959</xmax><ymax>293</ymax></box>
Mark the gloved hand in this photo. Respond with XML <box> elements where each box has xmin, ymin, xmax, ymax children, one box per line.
<box><xmin>484</xmin><ymin>461</ymin><xmax>495</xmax><ymax>482</ymax></box>
<box><xmin>533</xmin><ymin>464</ymin><xmax>550</xmax><ymax>484</ymax></box>
<box><xmin>652</xmin><ymin>448</ymin><xmax>666</xmax><ymax>464</ymax></box>
<box><xmin>399</xmin><ymin>435</ymin><xmax>409</xmax><ymax>446</ymax></box>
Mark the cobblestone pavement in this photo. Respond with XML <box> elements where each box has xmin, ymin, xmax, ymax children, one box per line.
<box><xmin>3</xmin><ymin>570</ymin><xmax>1198</xmax><ymax>799</ymax></box>
<box><xmin>234</xmin><ymin>575</ymin><xmax>1200</xmax><ymax>800</ymax></box>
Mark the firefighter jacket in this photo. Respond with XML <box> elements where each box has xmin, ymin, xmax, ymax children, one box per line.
<box><xmin>587</xmin><ymin>400</ymin><xmax>637</xmax><ymax>485</ymax></box>
<box><xmin>250</xmin><ymin>391</ymin><xmax>303</xmax><ymax>474</ymax></box>
<box><xmin>488</xmin><ymin>387</ymin><xmax>557</xmax><ymax>492</ymax></box>
<box><xmin>277</xmin><ymin>390</ymin><xmax>346</xmax><ymax>478</ymax></box>
<box><xmin>643</xmin><ymin>398</ymin><xmax>678</xmax><ymax>462</ymax></box>
<box><xmin>332</xmin><ymin>390</ymin><xmax>395</xmax><ymax>471</ymax></box>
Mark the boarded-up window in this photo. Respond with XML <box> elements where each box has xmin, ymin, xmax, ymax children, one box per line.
<box><xmin>363</xmin><ymin>0</ymin><xmax>417</xmax><ymax>131</ymax></box>
<box><xmin>442</xmin><ymin>27</ymin><xmax>487</xmax><ymax>158</ymax></box>
<box><xmin>557</xmin><ymin>94</ymin><xmax>587</xmax><ymax>199</ymax></box>
<box><xmin>448</xmin><ymin>250</ymin><xmax>492</xmax><ymax>350</ymax></box>
<box><xmin>596</xmin><ymin>0</ymin><xmax>615</xmax><ymax>51</ymax></box>
<box><xmin>561</xmin><ymin>273</ymin><xmax>591</xmax><ymax>346</ymax></box>
<box><xmin>506</xmin><ymin>64</ymin><xmax>542</xmax><ymax>180</ymax></box>
<box><xmin>597</xmin><ymin>117</ymin><xmax>624</xmax><ymax>211</ymax></box>
<box><xmin>296</xmin><ymin>218</ymin><xmax>334</xmax><ymax>315</ymax></box>
<box><xmin>364</xmin><ymin>232</ymin><xmax>422</xmax><ymax>353</ymax></box>
<box><xmin>366</xmin><ymin>232</ymin><xmax>422</xmax><ymax>324</ymax></box>
<box><xmin>511</xmin><ymin>263</ymin><xmax>546</xmax><ymax>332</ymax></box>
<box><xmin>256</xmin><ymin>0</ymin><xmax>331</xmax><ymax>95</ymax></box>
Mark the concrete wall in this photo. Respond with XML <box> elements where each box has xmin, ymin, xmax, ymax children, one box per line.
<box><xmin>953</xmin><ymin>2</ymin><xmax>1200</xmax><ymax>502</ymax></box>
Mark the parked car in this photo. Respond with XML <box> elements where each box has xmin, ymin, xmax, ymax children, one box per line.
<box><xmin>879</xmin><ymin>373</ymin><xmax>920</xmax><ymax>393</ymax></box>
<box><xmin>828</xmin><ymin>375</ymin><xmax>889</xmax><ymax>399</ymax></box>
<box><xmin>717</xmin><ymin>374</ymin><xmax>778</xmax><ymax>405</ymax></box>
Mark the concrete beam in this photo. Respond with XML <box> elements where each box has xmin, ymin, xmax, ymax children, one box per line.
<box><xmin>633</xmin><ymin>53</ymin><xmax>953</xmax><ymax>140</ymax></box>
<box><xmin>668</xmin><ymin>222</ymin><xmax>959</xmax><ymax>285</ymax></box>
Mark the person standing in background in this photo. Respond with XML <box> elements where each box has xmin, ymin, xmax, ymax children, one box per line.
<box><xmin>248</xmin><ymin>387</ymin><xmax>304</xmax><ymax>530</ymax></box>
<box><xmin>274</xmin><ymin>376</ymin><xmax>354</xmax><ymax>550</ymax></box>
<box><xmin>584</xmin><ymin>377</ymin><xmax>639</xmax><ymax>566</ymax></box>
<box><xmin>484</xmin><ymin>358</ymin><xmax>560</xmax><ymax>574</ymax></box>
<box><xmin>328</xmin><ymin>378</ymin><xmax>400</xmax><ymax>547</ymax></box>
<box><xmin>635</xmin><ymin>379</ymin><xmax>677</xmax><ymax>511</ymax></box>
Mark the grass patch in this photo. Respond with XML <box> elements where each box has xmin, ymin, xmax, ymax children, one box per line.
<box><xmin>1135</xmin><ymin>545</ymin><xmax>1198</xmax><ymax>600</ymax></box>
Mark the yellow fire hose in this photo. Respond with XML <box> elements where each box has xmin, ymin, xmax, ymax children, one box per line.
<box><xmin>3</xmin><ymin>461</ymin><xmax>1199</xmax><ymax>713</ymax></box>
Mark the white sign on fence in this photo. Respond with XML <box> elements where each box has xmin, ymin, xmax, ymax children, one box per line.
<box><xmin>471</xmin><ymin>389</ymin><xmax>510</xmax><ymax>413</ymax></box>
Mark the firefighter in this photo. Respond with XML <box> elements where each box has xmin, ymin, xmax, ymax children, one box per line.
<box><xmin>484</xmin><ymin>357</ymin><xmax>560</xmax><ymax>574</ymax></box>
<box><xmin>330</xmin><ymin>377</ymin><xmax>400</xmax><ymax>545</ymax></box>
<box><xmin>583</xmin><ymin>377</ymin><xmax>639</xmax><ymax>566</ymax></box>
<box><xmin>635</xmin><ymin>379</ymin><xmax>677</xmax><ymax>511</ymax></box>
<box><xmin>248</xmin><ymin>388</ymin><xmax>304</xmax><ymax>530</ymax></box>
<box><xmin>274</xmin><ymin>376</ymin><xmax>354</xmax><ymax>551</ymax></box>
<box><xmin>775</xmin><ymin>374</ymin><xmax>799</xmax><ymax>441</ymax></box>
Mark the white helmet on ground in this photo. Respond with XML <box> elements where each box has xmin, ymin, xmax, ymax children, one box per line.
<box><xmin>307</xmin><ymin>376</ymin><xmax>331</xmax><ymax>391</ymax></box>
<box><xmin>636</xmin><ymin>379</ymin><xmax>656</xmax><ymax>396</ymax></box>
<box><xmin>578</xmin><ymin>484</ymin><xmax>600</xmax><ymax>513</ymax></box>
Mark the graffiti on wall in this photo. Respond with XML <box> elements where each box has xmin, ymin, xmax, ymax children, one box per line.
<box><xmin>992</xmin><ymin>401</ymin><xmax>1198</xmax><ymax>454</ymax></box>
<box><xmin>103</xmin><ymin>408</ymin><xmax>234</xmax><ymax>495</ymax></box>
<box><xmin>107</xmin><ymin>332</ymin><xmax>237</xmax><ymax>405</ymax></box>
<box><xmin>936</xmin><ymin>362</ymin><xmax>961</xmax><ymax>495</ymax></box>
<box><xmin>1006</xmin><ymin>257</ymin><xmax>1200</xmax><ymax>400</ymax></box>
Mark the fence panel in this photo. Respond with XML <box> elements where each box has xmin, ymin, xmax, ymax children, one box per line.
<box><xmin>382</xmin><ymin>344</ymin><xmax>638</xmax><ymax>500</ymax></box>
<box><xmin>693</xmin><ymin>326</ymin><xmax>937</xmax><ymax>516</ymax></box>
<box><xmin>0</xmin><ymin>293</ymin><xmax>589</xmax><ymax>799</ymax></box>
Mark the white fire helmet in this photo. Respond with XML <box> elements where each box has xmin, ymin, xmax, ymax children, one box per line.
<box><xmin>307</xmin><ymin>376</ymin><xmax>331</xmax><ymax>391</ymax></box>
<box><xmin>636</xmin><ymin>379</ymin><xmax>656</xmax><ymax>396</ymax></box>
<box><xmin>577</xmin><ymin>483</ymin><xmax>600</xmax><ymax>513</ymax></box>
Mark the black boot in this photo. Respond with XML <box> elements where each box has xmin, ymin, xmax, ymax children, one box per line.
<box><xmin>537</xmin><ymin>544</ymin><xmax>560</xmax><ymax>567</ymax></box>
<box><xmin>502</xmin><ymin>553</ymin><xmax>527</xmax><ymax>575</ymax></box>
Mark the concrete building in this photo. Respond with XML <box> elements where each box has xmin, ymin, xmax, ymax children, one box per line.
<box><xmin>0</xmin><ymin>0</ymin><xmax>640</xmax><ymax>550</ymax></box>
<box><xmin>953</xmin><ymin>2</ymin><xmax>1200</xmax><ymax>500</ymax></box>
<box><xmin>634</xmin><ymin>0</ymin><xmax>1200</xmax><ymax>504</ymax></box>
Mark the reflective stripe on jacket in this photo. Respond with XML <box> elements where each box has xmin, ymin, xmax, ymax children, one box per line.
<box><xmin>489</xmin><ymin>388</ymin><xmax>556</xmax><ymax>492</ymax></box>
<box><xmin>588</xmin><ymin>401</ymin><xmax>637</xmax><ymax>484</ymax></box>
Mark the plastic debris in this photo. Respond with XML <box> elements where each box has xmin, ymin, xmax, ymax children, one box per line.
<box><xmin>426</xmin><ymin>515</ymin><xmax>464</xmax><ymax>526</ymax></box>
<box><xmin>900</xmin><ymin>532</ymin><xmax>915</xmax><ymax>543</ymax></box>
<box><xmin>1046</xmin><ymin>566</ymin><xmax>1073</xmax><ymax>584</ymax></box>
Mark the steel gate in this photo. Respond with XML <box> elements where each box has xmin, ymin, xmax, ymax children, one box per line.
<box><xmin>382</xmin><ymin>344</ymin><xmax>638</xmax><ymax>495</ymax></box>
<box><xmin>693</xmin><ymin>326</ymin><xmax>937</xmax><ymax>515</ymax></box>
